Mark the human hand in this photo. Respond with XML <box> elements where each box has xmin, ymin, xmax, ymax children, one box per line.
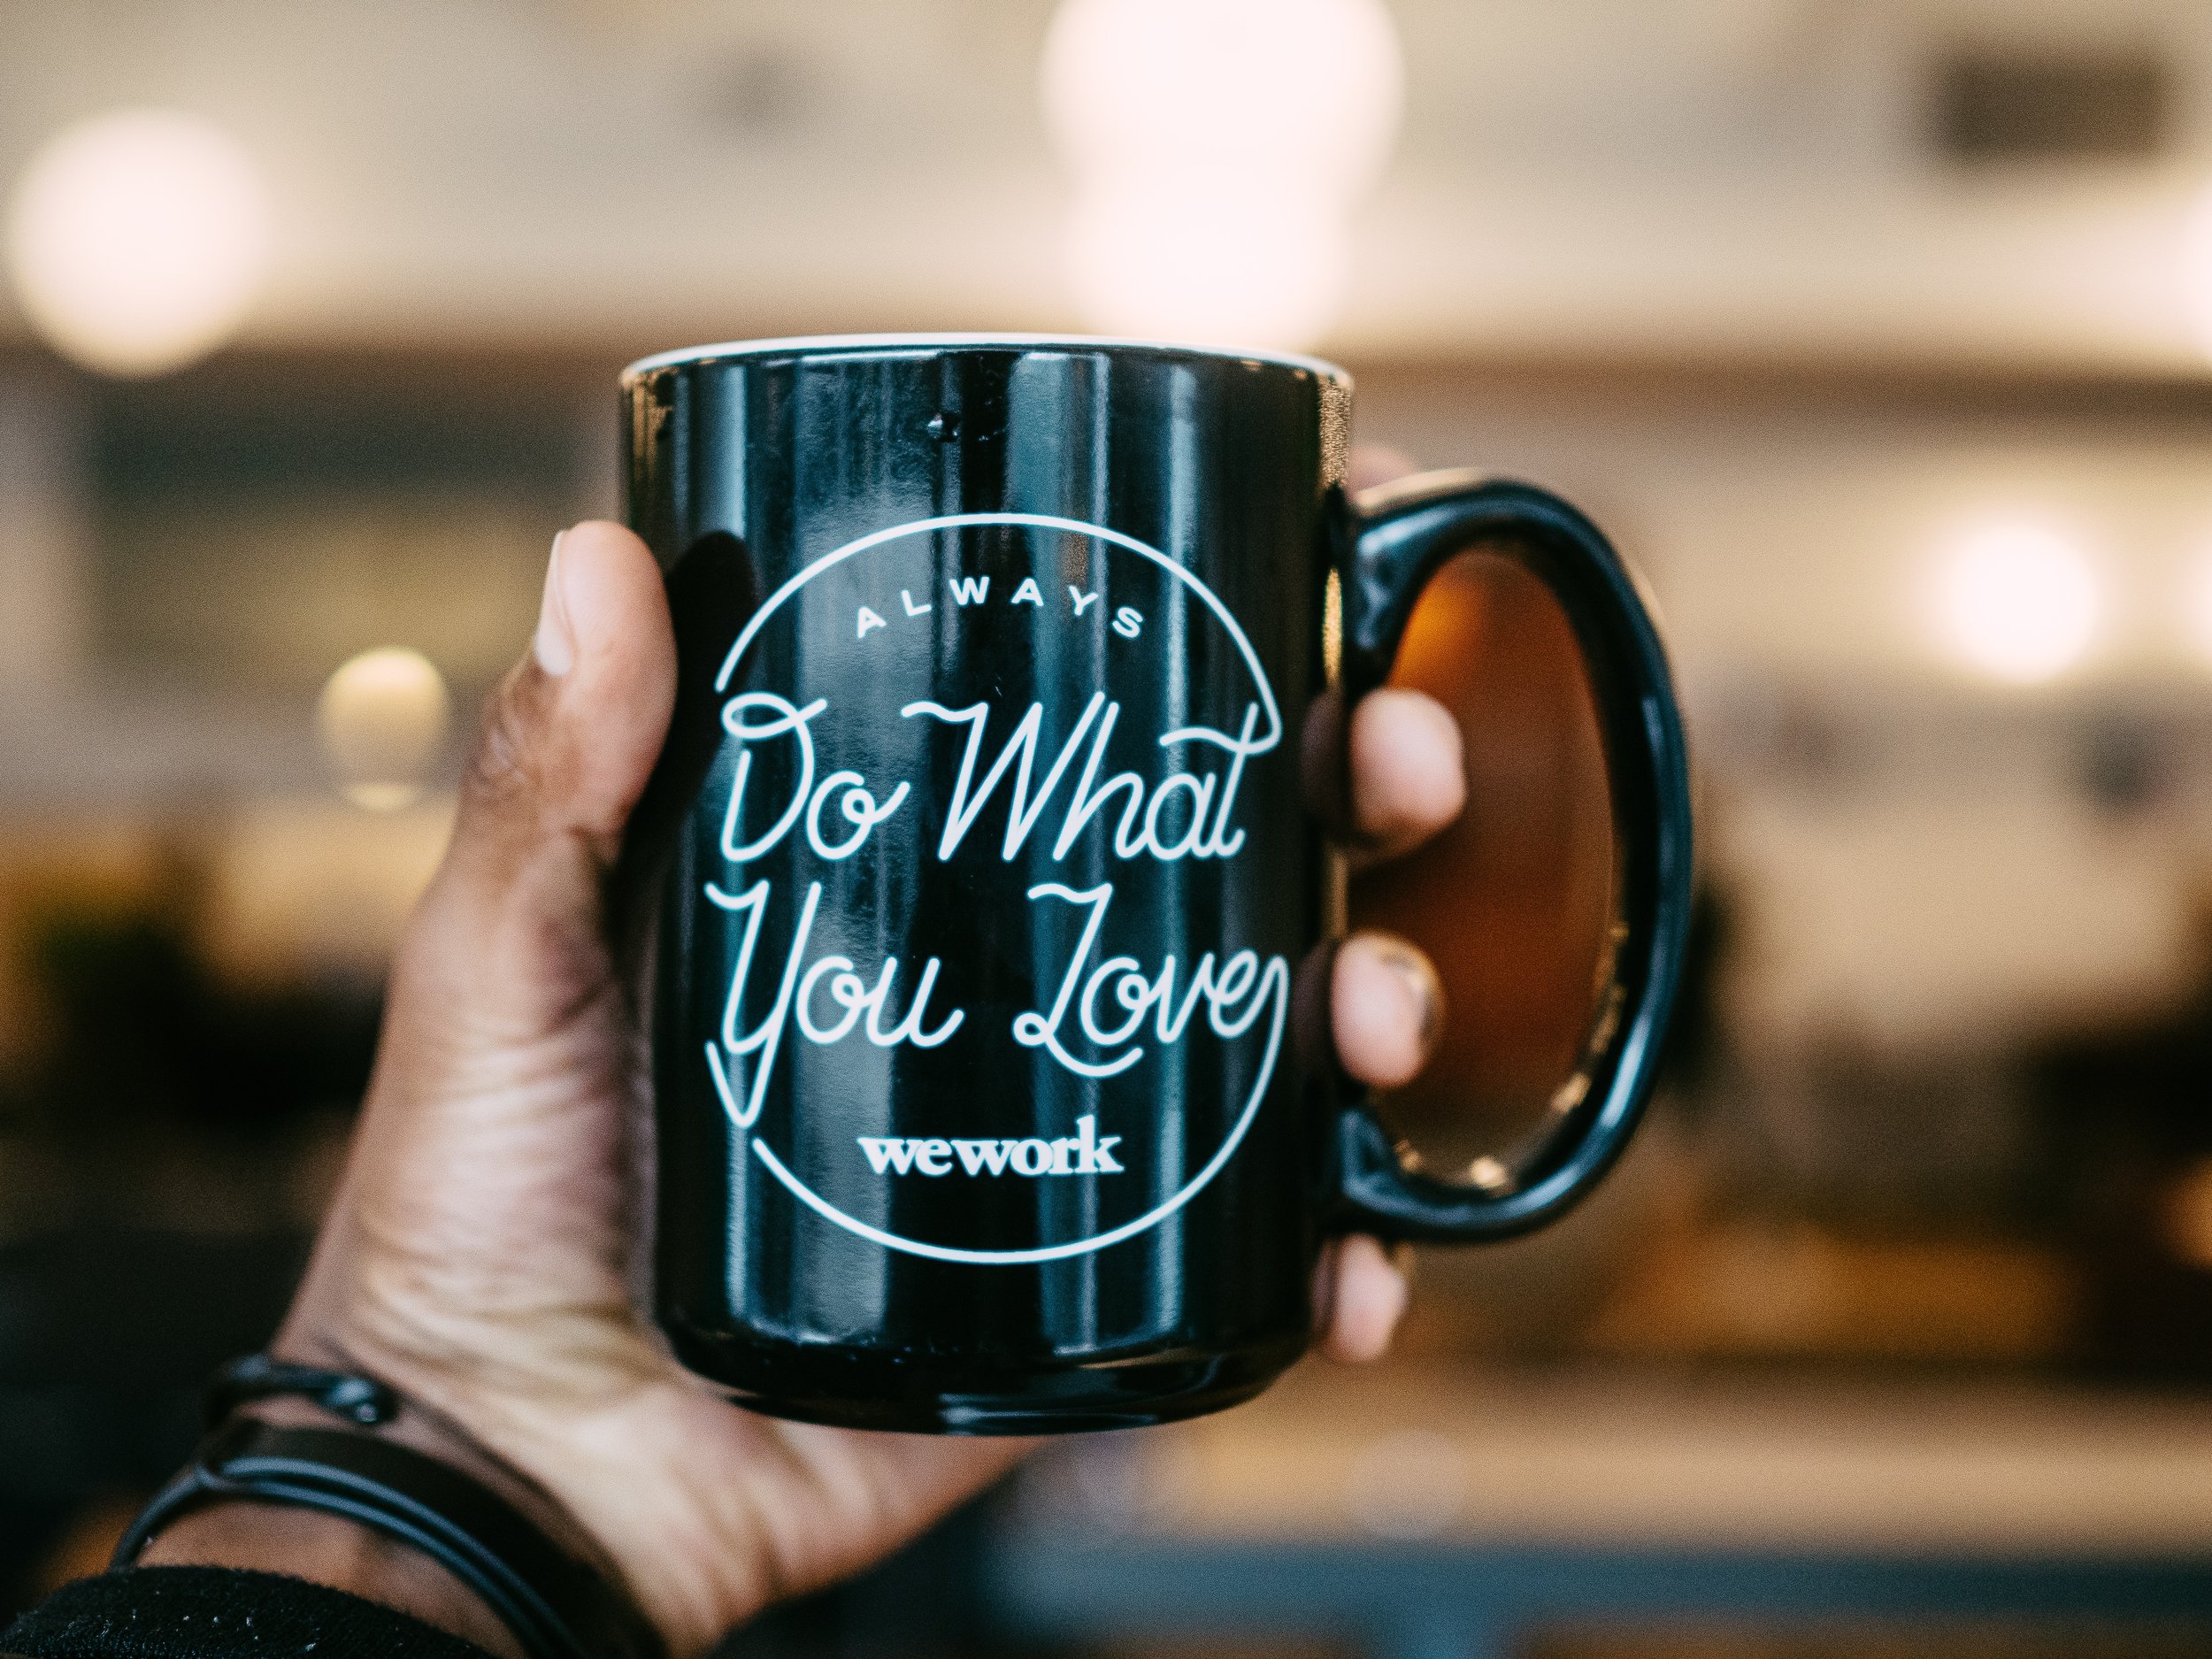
<box><xmin>253</xmin><ymin>465</ymin><xmax>1463</xmax><ymax>1654</ymax></box>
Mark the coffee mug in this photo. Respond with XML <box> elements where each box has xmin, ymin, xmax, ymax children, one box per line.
<box><xmin>617</xmin><ymin>334</ymin><xmax>1692</xmax><ymax>1432</ymax></box>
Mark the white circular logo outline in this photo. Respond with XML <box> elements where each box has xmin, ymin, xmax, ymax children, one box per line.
<box><xmin>706</xmin><ymin>511</ymin><xmax>1288</xmax><ymax>1264</ymax></box>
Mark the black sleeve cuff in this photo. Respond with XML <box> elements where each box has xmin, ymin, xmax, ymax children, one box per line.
<box><xmin>3</xmin><ymin>1565</ymin><xmax>500</xmax><ymax>1659</ymax></box>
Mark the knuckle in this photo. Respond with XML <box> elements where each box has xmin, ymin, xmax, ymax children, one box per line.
<box><xmin>464</xmin><ymin>668</ymin><xmax>543</xmax><ymax>810</ymax></box>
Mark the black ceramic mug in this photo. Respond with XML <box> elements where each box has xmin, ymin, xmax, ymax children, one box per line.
<box><xmin>618</xmin><ymin>334</ymin><xmax>1692</xmax><ymax>1433</ymax></box>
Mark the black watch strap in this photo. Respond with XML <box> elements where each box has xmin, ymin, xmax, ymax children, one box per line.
<box><xmin>113</xmin><ymin>1418</ymin><xmax>665</xmax><ymax>1659</ymax></box>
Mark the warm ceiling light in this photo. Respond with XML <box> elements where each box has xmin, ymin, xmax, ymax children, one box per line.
<box><xmin>1041</xmin><ymin>0</ymin><xmax>1403</xmax><ymax>200</ymax></box>
<box><xmin>1063</xmin><ymin>180</ymin><xmax>1350</xmax><ymax>349</ymax></box>
<box><xmin>2183</xmin><ymin>182</ymin><xmax>2212</xmax><ymax>360</ymax></box>
<box><xmin>1041</xmin><ymin>0</ymin><xmax>1402</xmax><ymax>350</ymax></box>
<box><xmin>1929</xmin><ymin>519</ymin><xmax>2101</xmax><ymax>685</ymax></box>
<box><xmin>319</xmin><ymin>648</ymin><xmax>450</xmax><ymax>812</ymax></box>
<box><xmin>5</xmin><ymin>108</ymin><xmax>272</xmax><ymax>377</ymax></box>
<box><xmin>2182</xmin><ymin>546</ymin><xmax>2212</xmax><ymax>667</ymax></box>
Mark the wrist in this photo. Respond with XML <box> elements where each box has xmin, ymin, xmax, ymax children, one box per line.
<box><xmin>119</xmin><ymin>1351</ymin><xmax>672</xmax><ymax>1659</ymax></box>
<box><xmin>137</xmin><ymin>1500</ymin><xmax>526</xmax><ymax>1659</ymax></box>
<box><xmin>259</xmin><ymin>1333</ymin><xmax>628</xmax><ymax>1586</ymax></box>
<box><xmin>265</xmin><ymin>1316</ymin><xmax>753</xmax><ymax>1649</ymax></box>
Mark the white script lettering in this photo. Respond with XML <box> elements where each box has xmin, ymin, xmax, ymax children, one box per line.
<box><xmin>1013</xmin><ymin>882</ymin><xmax>1288</xmax><ymax>1080</ymax></box>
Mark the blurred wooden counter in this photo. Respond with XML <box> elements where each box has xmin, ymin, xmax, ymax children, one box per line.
<box><xmin>985</xmin><ymin>1364</ymin><xmax>2212</xmax><ymax>1658</ymax></box>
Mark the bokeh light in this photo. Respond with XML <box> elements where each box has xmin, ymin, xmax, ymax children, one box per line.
<box><xmin>2166</xmin><ymin>1157</ymin><xmax>2212</xmax><ymax>1271</ymax></box>
<box><xmin>1344</xmin><ymin>1430</ymin><xmax>1469</xmax><ymax>1540</ymax></box>
<box><xmin>2181</xmin><ymin>545</ymin><xmax>2212</xmax><ymax>669</ymax></box>
<box><xmin>1928</xmin><ymin>518</ymin><xmax>2101</xmax><ymax>685</ymax></box>
<box><xmin>318</xmin><ymin>648</ymin><xmax>450</xmax><ymax>812</ymax></box>
<box><xmin>1063</xmin><ymin>180</ymin><xmax>1350</xmax><ymax>349</ymax></box>
<box><xmin>1041</xmin><ymin>0</ymin><xmax>1403</xmax><ymax>200</ymax></box>
<box><xmin>4</xmin><ymin>108</ymin><xmax>272</xmax><ymax>377</ymax></box>
<box><xmin>2183</xmin><ymin>182</ymin><xmax>2212</xmax><ymax>362</ymax></box>
<box><xmin>1041</xmin><ymin>0</ymin><xmax>1402</xmax><ymax>349</ymax></box>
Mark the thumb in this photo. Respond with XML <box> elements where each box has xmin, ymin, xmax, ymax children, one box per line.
<box><xmin>457</xmin><ymin>519</ymin><xmax>675</xmax><ymax>868</ymax></box>
<box><xmin>287</xmin><ymin>521</ymin><xmax>676</xmax><ymax>1432</ymax></box>
<box><xmin>386</xmin><ymin>520</ymin><xmax>674</xmax><ymax>1063</ymax></box>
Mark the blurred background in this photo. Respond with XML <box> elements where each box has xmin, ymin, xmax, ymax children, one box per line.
<box><xmin>6</xmin><ymin>0</ymin><xmax>2212</xmax><ymax>1654</ymax></box>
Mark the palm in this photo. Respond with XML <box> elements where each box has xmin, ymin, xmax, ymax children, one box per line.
<box><xmin>289</xmin><ymin>691</ymin><xmax>1023</xmax><ymax>1652</ymax></box>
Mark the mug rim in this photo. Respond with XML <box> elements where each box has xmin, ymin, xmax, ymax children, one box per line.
<box><xmin>620</xmin><ymin>332</ymin><xmax>1350</xmax><ymax>387</ymax></box>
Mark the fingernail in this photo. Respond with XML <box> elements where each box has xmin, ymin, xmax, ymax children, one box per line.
<box><xmin>534</xmin><ymin>529</ymin><xmax>575</xmax><ymax>675</ymax></box>
<box><xmin>1378</xmin><ymin>942</ymin><xmax>1442</xmax><ymax>1048</ymax></box>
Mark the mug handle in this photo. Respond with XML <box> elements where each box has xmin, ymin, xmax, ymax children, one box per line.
<box><xmin>1332</xmin><ymin>472</ymin><xmax>1694</xmax><ymax>1242</ymax></box>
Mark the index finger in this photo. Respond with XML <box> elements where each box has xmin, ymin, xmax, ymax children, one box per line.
<box><xmin>1301</xmin><ymin>682</ymin><xmax>1467</xmax><ymax>869</ymax></box>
